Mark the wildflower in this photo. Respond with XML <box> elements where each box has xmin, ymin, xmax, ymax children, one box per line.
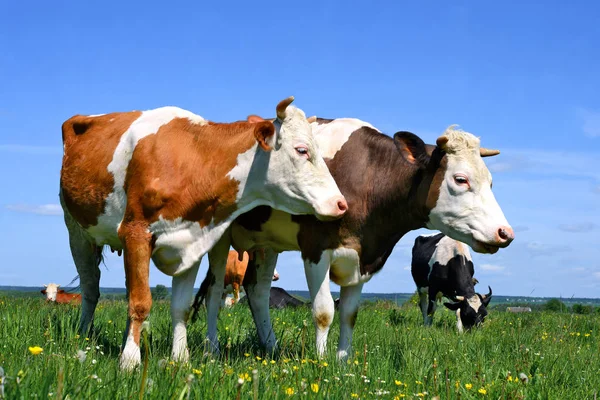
<box><xmin>585</xmin><ymin>333</ymin><xmax>591</xmax><ymax>337</ymax></box>
<box><xmin>455</xmin><ymin>381</ymin><xmax>460</xmax><ymax>389</ymax></box>
<box><xmin>416</xmin><ymin>394</ymin><xmax>425</xmax><ymax>398</ymax></box>
<box><xmin>239</xmin><ymin>372</ymin><xmax>250</xmax><ymax>381</ymax></box>
<box><xmin>270</xmin><ymin>360</ymin><xmax>276</xmax><ymax>365</ymax></box>
<box><xmin>394</xmin><ymin>396</ymin><xmax>406</xmax><ymax>399</ymax></box>
<box><xmin>283</xmin><ymin>358</ymin><xmax>290</xmax><ymax>363</ymax></box>
<box><xmin>478</xmin><ymin>388</ymin><xmax>487</xmax><ymax>395</ymax></box>
<box><xmin>192</xmin><ymin>369</ymin><xmax>202</xmax><ymax>376</ymax></box>
<box><xmin>91</xmin><ymin>359</ymin><xmax>97</xmax><ymax>365</ymax></box>
<box><xmin>224</xmin><ymin>367</ymin><xmax>234</xmax><ymax>375</ymax></box>
<box><xmin>85</xmin><ymin>337</ymin><xmax>89</xmax><ymax>341</ymax></box>
<box><xmin>28</xmin><ymin>346</ymin><xmax>43</xmax><ymax>355</ymax></box>
<box><xmin>322</xmin><ymin>362</ymin><xmax>328</xmax><ymax>367</ymax></box>
<box><xmin>354</xmin><ymin>360</ymin><xmax>359</xmax><ymax>365</ymax></box>
<box><xmin>351</xmin><ymin>394</ymin><xmax>359</xmax><ymax>398</ymax></box>
<box><xmin>256</xmin><ymin>356</ymin><xmax>262</xmax><ymax>361</ymax></box>
<box><xmin>237</xmin><ymin>377</ymin><xmax>244</xmax><ymax>385</ymax></box>
<box><xmin>244</xmin><ymin>353</ymin><xmax>250</xmax><ymax>357</ymax></box>
<box><xmin>285</xmin><ymin>387</ymin><xmax>295</xmax><ymax>395</ymax></box>
<box><xmin>395</xmin><ymin>380</ymin><xmax>402</xmax><ymax>386</ymax></box>
<box><xmin>292</xmin><ymin>366</ymin><xmax>299</xmax><ymax>371</ymax></box>
<box><xmin>465</xmin><ymin>383</ymin><xmax>473</xmax><ymax>390</ymax></box>
<box><xmin>262</xmin><ymin>360</ymin><xmax>267</xmax><ymax>366</ymax></box>
<box><xmin>415</xmin><ymin>380</ymin><xmax>422</xmax><ymax>385</ymax></box>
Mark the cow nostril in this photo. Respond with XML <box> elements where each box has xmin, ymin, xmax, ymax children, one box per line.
<box><xmin>498</xmin><ymin>228</ymin><xmax>508</xmax><ymax>240</ymax></box>
<box><xmin>337</xmin><ymin>199</ymin><xmax>348</xmax><ymax>213</ymax></box>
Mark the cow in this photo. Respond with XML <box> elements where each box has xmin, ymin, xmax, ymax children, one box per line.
<box><xmin>239</xmin><ymin>287</ymin><xmax>307</xmax><ymax>309</ymax></box>
<box><xmin>193</xmin><ymin>250</ymin><xmax>280</xmax><ymax>312</ymax></box>
<box><xmin>206</xmin><ymin>117</ymin><xmax>513</xmax><ymax>360</ymax></box>
<box><xmin>59</xmin><ymin>97</ymin><xmax>347</xmax><ymax>370</ymax></box>
<box><xmin>41</xmin><ymin>283</ymin><xmax>82</xmax><ymax>304</ymax></box>
<box><xmin>411</xmin><ymin>233</ymin><xmax>492</xmax><ymax>332</ymax></box>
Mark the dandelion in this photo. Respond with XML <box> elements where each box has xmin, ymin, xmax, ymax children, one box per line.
<box><xmin>192</xmin><ymin>369</ymin><xmax>202</xmax><ymax>376</ymax></box>
<box><xmin>465</xmin><ymin>383</ymin><xmax>473</xmax><ymax>390</ymax></box>
<box><xmin>285</xmin><ymin>387</ymin><xmax>295</xmax><ymax>395</ymax></box>
<box><xmin>270</xmin><ymin>360</ymin><xmax>276</xmax><ymax>365</ymax></box>
<box><xmin>237</xmin><ymin>377</ymin><xmax>244</xmax><ymax>385</ymax></box>
<box><xmin>322</xmin><ymin>362</ymin><xmax>328</xmax><ymax>367</ymax></box>
<box><xmin>415</xmin><ymin>380</ymin><xmax>422</xmax><ymax>385</ymax></box>
<box><xmin>292</xmin><ymin>366</ymin><xmax>299</xmax><ymax>371</ymax></box>
<box><xmin>395</xmin><ymin>380</ymin><xmax>402</xmax><ymax>386</ymax></box>
<box><xmin>478</xmin><ymin>388</ymin><xmax>487</xmax><ymax>395</ymax></box>
<box><xmin>28</xmin><ymin>346</ymin><xmax>43</xmax><ymax>355</ymax></box>
<box><xmin>244</xmin><ymin>353</ymin><xmax>250</xmax><ymax>357</ymax></box>
<box><xmin>354</xmin><ymin>360</ymin><xmax>359</xmax><ymax>365</ymax></box>
<box><xmin>310</xmin><ymin>383</ymin><xmax>319</xmax><ymax>393</ymax></box>
<box><xmin>262</xmin><ymin>360</ymin><xmax>267</xmax><ymax>366</ymax></box>
<box><xmin>256</xmin><ymin>356</ymin><xmax>262</xmax><ymax>361</ymax></box>
<box><xmin>351</xmin><ymin>394</ymin><xmax>359</xmax><ymax>398</ymax></box>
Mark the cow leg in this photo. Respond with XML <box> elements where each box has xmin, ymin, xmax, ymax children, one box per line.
<box><xmin>61</xmin><ymin>197</ymin><xmax>102</xmax><ymax>335</ymax></box>
<box><xmin>243</xmin><ymin>249</ymin><xmax>279</xmax><ymax>354</ymax></box>
<box><xmin>418</xmin><ymin>288</ymin><xmax>431</xmax><ymax>326</ymax></box>
<box><xmin>170</xmin><ymin>261</ymin><xmax>200</xmax><ymax>363</ymax></box>
<box><xmin>119</xmin><ymin>223</ymin><xmax>152</xmax><ymax>371</ymax></box>
<box><xmin>336</xmin><ymin>283</ymin><xmax>363</xmax><ymax>361</ymax></box>
<box><xmin>204</xmin><ymin>235</ymin><xmax>230</xmax><ymax>355</ymax></box>
<box><xmin>304</xmin><ymin>251</ymin><xmax>334</xmax><ymax>358</ymax></box>
<box><xmin>426</xmin><ymin>297</ymin><xmax>438</xmax><ymax>327</ymax></box>
<box><xmin>455</xmin><ymin>309</ymin><xmax>464</xmax><ymax>333</ymax></box>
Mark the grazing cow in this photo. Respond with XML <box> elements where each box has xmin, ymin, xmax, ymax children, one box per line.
<box><xmin>194</xmin><ymin>250</ymin><xmax>279</xmax><ymax>310</ymax></box>
<box><xmin>411</xmin><ymin>233</ymin><xmax>492</xmax><ymax>332</ymax></box>
<box><xmin>59</xmin><ymin>97</ymin><xmax>347</xmax><ymax>369</ymax></box>
<box><xmin>239</xmin><ymin>287</ymin><xmax>307</xmax><ymax>309</ymax></box>
<box><xmin>41</xmin><ymin>283</ymin><xmax>82</xmax><ymax>304</ymax></box>
<box><xmin>209</xmin><ymin>117</ymin><xmax>513</xmax><ymax>360</ymax></box>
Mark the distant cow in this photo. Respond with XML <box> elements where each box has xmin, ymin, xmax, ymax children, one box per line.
<box><xmin>507</xmin><ymin>307</ymin><xmax>531</xmax><ymax>313</ymax></box>
<box><xmin>194</xmin><ymin>250</ymin><xmax>279</xmax><ymax>310</ymax></box>
<box><xmin>239</xmin><ymin>287</ymin><xmax>306</xmax><ymax>309</ymax></box>
<box><xmin>41</xmin><ymin>283</ymin><xmax>82</xmax><ymax>304</ymax></box>
<box><xmin>411</xmin><ymin>233</ymin><xmax>492</xmax><ymax>332</ymax></box>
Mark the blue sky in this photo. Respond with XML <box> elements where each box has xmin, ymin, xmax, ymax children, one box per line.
<box><xmin>1</xmin><ymin>1</ymin><xmax>599</xmax><ymax>297</ymax></box>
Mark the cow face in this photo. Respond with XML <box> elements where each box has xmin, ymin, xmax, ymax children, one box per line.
<box><xmin>42</xmin><ymin>283</ymin><xmax>60</xmax><ymax>301</ymax></box>
<box><xmin>256</xmin><ymin>98</ymin><xmax>347</xmax><ymax>221</ymax></box>
<box><xmin>426</xmin><ymin>126</ymin><xmax>514</xmax><ymax>254</ymax></box>
<box><xmin>444</xmin><ymin>287</ymin><xmax>492</xmax><ymax>330</ymax></box>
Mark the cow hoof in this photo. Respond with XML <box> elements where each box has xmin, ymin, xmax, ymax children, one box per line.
<box><xmin>172</xmin><ymin>348</ymin><xmax>190</xmax><ymax>364</ymax></box>
<box><xmin>336</xmin><ymin>350</ymin><xmax>349</xmax><ymax>362</ymax></box>
<box><xmin>119</xmin><ymin>353</ymin><xmax>141</xmax><ymax>371</ymax></box>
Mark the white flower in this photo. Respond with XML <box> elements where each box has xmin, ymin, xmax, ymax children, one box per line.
<box><xmin>77</xmin><ymin>350</ymin><xmax>87</xmax><ymax>363</ymax></box>
<box><xmin>91</xmin><ymin>359</ymin><xmax>97</xmax><ymax>365</ymax></box>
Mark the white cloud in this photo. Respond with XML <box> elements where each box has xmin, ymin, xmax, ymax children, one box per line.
<box><xmin>525</xmin><ymin>241</ymin><xmax>571</xmax><ymax>257</ymax></box>
<box><xmin>5</xmin><ymin>204</ymin><xmax>63</xmax><ymax>216</ymax></box>
<box><xmin>480</xmin><ymin>263</ymin><xmax>505</xmax><ymax>272</ymax></box>
<box><xmin>0</xmin><ymin>144</ymin><xmax>62</xmax><ymax>155</ymax></box>
<box><xmin>578</xmin><ymin>108</ymin><xmax>600</xmax><ymax>138</ymax></box>
<box><xmin>558</xmin><ymin>222</ymin><xmax>596</xmax><ymax>233</ymax></box>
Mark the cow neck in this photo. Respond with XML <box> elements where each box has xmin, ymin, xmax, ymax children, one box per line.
<box><xmin>448</xmin><ymin>256</ymin><xmax>476</xmax><ymax>297</ymax></box>
<box><xmin>339</xmin><ymin>130</ymin><xmax>444</xmax><ymax>276</ymax></box>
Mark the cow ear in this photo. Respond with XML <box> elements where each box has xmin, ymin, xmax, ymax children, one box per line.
<box><xmin>41</xmin><ymin>289</ymin><xmax>46</xmax><ymax>294</ymax></box>
<box><xmin>58</xmin><ymin>289</ymin><xmax>65</xmax><ymax>293</ymax></box>
<box><xmin>444</xmin><ymin>302</ymin><xmax>461</xmax><ymax>311</ymax></box>
<box><xmin>247</xmin><ymin>115</ymin><xmax>265</xmax><ymax>123</ymax></box>
<box><xmin>393</xmin><ymin>131</ymin><xmax>429</xmax><ymax>167</ymax></box>
<box><xmin>254</xmin><ymin>121</ymin><xmax>275</xmax><ymax>152</ymax></box>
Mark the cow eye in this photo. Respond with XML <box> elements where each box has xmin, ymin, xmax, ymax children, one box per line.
<box><xmin>453</xmin><ymin>174</ymin><xmax>469</xmax><ymax>186</ymax></box>
<box><xmin>295</xmin><ymin>146</ymin><xmax>309</xmax><ymax>158</ymax></box>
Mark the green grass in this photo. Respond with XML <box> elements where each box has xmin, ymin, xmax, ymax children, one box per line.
<box><xmin>0</xmin><ymin>295</ymin><xmax>599</xmax><ymax>399</ymax></box>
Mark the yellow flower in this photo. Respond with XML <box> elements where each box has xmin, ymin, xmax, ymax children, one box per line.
<box><xmin>322</xmin><ymin>362</ymin><xmax>328</xmax><ymax>367</ymax></box>
<box><xmin>394</xmin><ymin>380</ymin><xmax>402</xmax><ymax>386</ymax></box>
<box><xmin>285</xmin><ymin>387</ymin><xmax>295</xmax><ymax>395</ymax></box>
<box><xmin>256</xmin><ymin>356</ymin><xmax>262</xmax><ymax>361</ymax></box>
<box><xmin>354</xmin><ymin>360</ymin><xmax>359</xmax><ymax>365</ymax></box>
<box><xmin>465</xmin><ymin>383</ymin><xmax>473</xmax><ymax>390</ymax></box>
<box><xmin>239</xmin><ymin>372</ymin><xmax>251</xmax><ymax>382</ymax></box>
<box><xmin>28</xmin><ymin>346</ymin><xmax>43</xmax><ymax>355</ymax></box>
<box><xmin>395</xmin><ymin>395</ymin><xmax>406</xmax><ymax>399</ymax></box>
<box><xmin>292</xmin><ymin>366</ymin><xmax>299</xmax><ymax>371</ymax></box>
<box><xmin>351</xmin><ymin>394</ymin><xmax>358</xmax><ymax>398</ymax></box>
<box><xmin>192</xmin><ymin>369</ymin><xmax>202</xmax><ymax>375</ymax></box>
<box><xmin>224</xmin><ymin>367</ymin><xmax>233</xmax><ymax>375</ymax></box>
<box><xmin>262</xmin><ymin>360</ymin><xmax>267</xmax><ymax>366</ymax></box>
<box><xmin>311</xmin><ymin>383</ymin><xmax>319</xmax><ymax>393</ymax></box>
<box><xmin>585</xmin><ymin>333</ymin><xmax>591</xmax><ymax>337</ymax></box>
<box><xmin>244</xmin><ymin>353</ymin><xmax>250</xmax><ymax>357</ymax></box>
<box><xmin>270</xmin><ymin>360</ymin><xmax>276</xmax><ymax>364</ymax></box>
<box><xmin>455</xmin><ymin>381</ymin><xmax>460</xmax><ymax>389</ymax></box>
<box><xmin>478</xmin><ymin>388</ymin><xmax>487</xmax><ymax>395</ymax></box>
<box><xmin>415</xmin><ymin>380</ymin><xmax>422</xmax><ymax>385</ymax></box>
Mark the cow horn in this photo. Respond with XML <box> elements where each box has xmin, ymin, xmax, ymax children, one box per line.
<box><xmin>436</xmin><ymin>136</ymin><xmax>449</xmax><ymax>148</ymax></box>
<box><xmin>44</xmin><ymin>284</ymin><xmax>48</xmax><ymax>288</ymax></box>
<box><xmin>276</xmin><ymin>96</ymin><xmax>295</xmax><ymax>120</ymax></box>
<box><xmin>307</xmin><ymin>115</ymin><xmax>317</xmax><ymax>123</ymax></box>
<box><xmin>453</xmin><ymin>295</ymin><xmax>465</xmax><ymax>301</ymax></box>
<box><xmin>480</xmin><ymin>147</ymin><xmax>500</xmax><ymax>157</ymax></box>
<box><xmin>481</xmin><ymin>286</ymin><xmax>492</xmax><ymax>299</ymax></box>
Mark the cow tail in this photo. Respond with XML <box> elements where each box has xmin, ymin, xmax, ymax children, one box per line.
<box><xmin>191</xmin><ymin>270</ymin><xmax>214</xmax><ymax>323</ymax></box>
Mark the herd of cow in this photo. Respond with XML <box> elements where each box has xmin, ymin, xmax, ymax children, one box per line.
<box><xmin>42</xmin><ymin>96</ymin><xmax>514</xmax><ymax>370</ymax></box>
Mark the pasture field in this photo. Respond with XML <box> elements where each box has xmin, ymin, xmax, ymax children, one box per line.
<box><xmin>0</xmin><ymin>295</ymin><xmax>599</xmax><ymax>399</ymax></box>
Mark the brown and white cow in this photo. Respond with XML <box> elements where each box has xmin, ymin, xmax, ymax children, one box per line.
<box><xmin>194</xmin><ymin>249</ymin><xmax>279</xmax><ymax>309</ymax></box>
<box><xmin>59</xmin><ymin>97</ymin><xmax>347</xmax><ymax>369</ymax></box>
<box><xmin>209</xmin><ymin>117</ymin><xmax>513</xmax><ymax>360</ymax></box>
<box><xmin>41</xmin><ymin>283</ymin><xmax>82</xmax><ymax>304</ymax></box>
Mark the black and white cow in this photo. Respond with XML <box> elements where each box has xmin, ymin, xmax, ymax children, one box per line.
<box><xmin>411</xmin><ymin>233</ymin><xmax>492</xmax><ymax>332</ymax></box>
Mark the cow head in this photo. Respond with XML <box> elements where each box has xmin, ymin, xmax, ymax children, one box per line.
<box><xmin>249</xmin><ymin>97</ymin><xmax>347</xmax><ymax>221</ymax></box>
<box><xmin>41</xmin><ymin>283</ymin><xmax>60</xmax><ymax>301</ymax></box>
<box><xmin>444</xmin><ymin>286</ymin><xmax>493</xmax><ymax>330</ymax></box>
<box><xmin>394</xmin><ymin>125</ymin><xmax>514</xmax><ymax>254</ymax></box>
<box><xmin>272</xmin><ymin>268</ymin><xmax>280</xmax><ymax>282</ymax></box>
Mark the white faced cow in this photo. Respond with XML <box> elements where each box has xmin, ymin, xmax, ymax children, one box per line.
<box><xmin>411</xmin><ymin>233</ymin><xmax>492</xmax><ymax>332</ymax></box>
<box><xmin>59</xmin><ymin>97</ymin><xmax>347</xmax><ymax>370</ymax></box>
<box><xmin>206</xmin><ymin>118</ymin><xmax>513</xmax><ymax>360</ymax></box>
